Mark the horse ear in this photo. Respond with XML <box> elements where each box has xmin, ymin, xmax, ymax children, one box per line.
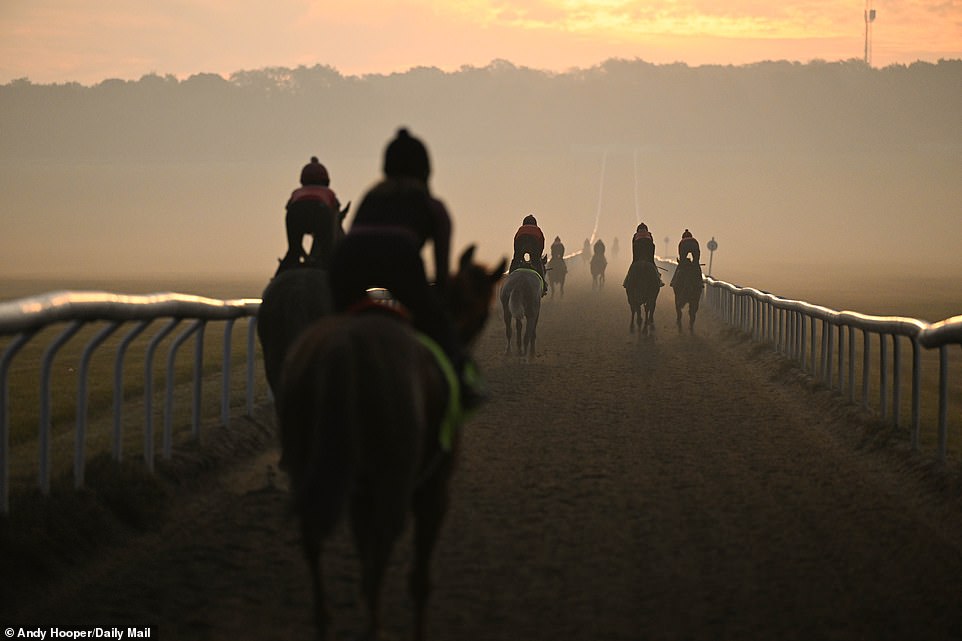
<box><xmin>459</xmin><ymin>245</ymin><xmax>477</xmax><ymax>271</ymax></box>
<box><xmin>339</xmin><ymin>201</ymin><xmax>351</xmax><ymax>221</ymax></box>
<box><xmin>491</xmin><ymin>257</ymin><xmax>508</xmax><ymax>280</ymax></box>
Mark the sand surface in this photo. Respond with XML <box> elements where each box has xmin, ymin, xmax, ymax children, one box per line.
<box><xmin>5</xmin><ymin>274</ymin><xmax>962</xmax><ymax>641</ymax></box>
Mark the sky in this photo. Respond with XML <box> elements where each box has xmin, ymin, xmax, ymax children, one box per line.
<box><xmin>2</xmin><ymin>0</ymin><xmax>961</xmax><ymax>85</ymax></box>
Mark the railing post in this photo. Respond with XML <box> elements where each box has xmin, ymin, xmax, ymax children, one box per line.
<box><xmin>1</xmin><ymin>331</ymin><xmax>37</xmax><ymax>515</ymax></box>
<box><xmin>910</xmin><ymin>338</ymin><xmax>921</xmax><ymax>450</ymax></box>
<box><xmin>822</xmin><ymin>320</ymin><xmax>835</xmax><ymax>389</ymax></box>
<box><xmin>891</xmin><ymin>334</ymin><xmax>901</xmax><ymax>428</ymax></box>
<box><xmin>837</xmin><ymin>324</ymin><xmax>845</xmax><ymax>393</ymax></box>
<box><xmin>144</xmin><ymin>318</ymin><xmax>180</xmax><ymax>473</ymax></box>
<box><xmin>39</xmin><ymin>321</ymin><xmax>84</xmax><ymax>495</ymax></box>
<box><xmin>247</xmin><ymin>317</ymin><xmax>257</xmax><ymax>417</ymax></box>
<box><xmin>222</xmin><ymin>318</ymin><xmax>236</xmax><ymax>427</ymax></box>
<box><xmin>192</xmin><ymin>321</ymin><xmax>206</xmax><ymax>438</ymax></box>
<box><xmin>848</xmin><ymin>326</ymin><xmax>856</xmax><ymax>404</ymax></box>
<box><xmin>163</xmin><ymin>321</ymin><xmax>202</xmax><ymax>460</ymax></box>
<box><xmin>862</xmin><ymin>329</ymin><xmax>871</xmax><ymax>410</ymax></box>
<box><xmin>75</xmin><ymin>321</ymin><xmax>120</xmax><ymax>489</ymax></box>
<box><xmin>113</xmin><ymin>320</ymin><xmax>150</xmax><ymax>462</ymax></box>
<box><xmin>879</xmin><ymin>333</ymin><xmax>888</xmax><ymax>422</ymax></box>
<box><xmin>937</xmin><ymin>345</ymin><xmax>948</xmax><ymax>461</ymax></box>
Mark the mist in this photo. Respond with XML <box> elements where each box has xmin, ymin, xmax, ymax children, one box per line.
<box><xmin>2</xmin><ymin>59</ymin><xmax>960</xmax><ymax>303</ymax></box>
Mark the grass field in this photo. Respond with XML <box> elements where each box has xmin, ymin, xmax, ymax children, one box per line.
<box><xmin>1</xmin><ymin>277</ymin><xmax>270</xmax><ymax>495</ymax></box>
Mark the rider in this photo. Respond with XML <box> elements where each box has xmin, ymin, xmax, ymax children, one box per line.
<box><xmin>280</xmin><ymin>156</ymin><xmax>341</xmax><ymax>271</ymax></box>
<box><xmin>510</xmin><ymin>214</ymin><xmax>547</xmax><ymax>296</ymax></box>
<box><xmin>632</xmin><ymin>223</ymin><xmax>656</xmax><ymax>264</ymax></box>
<box><xmin>593</xmin><ymin>238</ymin><xmax>606</xmax><ymax>259</ymax></box>
<box><xmin>329</xmin><ymin>128</ymin><xmax>483</xmax><ymax>408</ymax></box>
<box><xmin>550</xmin><ymin>236</ymin><xmax>565</xmax><ymax>261</ymax></box>
<box><xmin>671</xmin><ymin>229</ymin><xmax>703</xmax><ymax>287</ymax></box>
<box><xmin>677</xmin><ymin>229</ymin><xmax>701</xmax><ymax>264</ymax></box>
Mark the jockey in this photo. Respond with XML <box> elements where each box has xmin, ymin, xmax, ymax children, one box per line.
<box><xmin>510</xmin><ymin>214</ymin><xmax>547</xmax><ymax>296</ymax></box>
<box><xmin>550</xmin><ymin>236</ymin><xmax>565</xmax><ymax>260</ymax></box>
<box><xmin>678</xmin><ymin>229</ymin><xmax>701</xmax><ymax>264</ymax></box>
<box><xmin>594</xmin><ymin>238</ymin><xmax>606</xmax><ymax>257</ymax></box>
<box><xmin>671</xmin><ymin>229</ymin><xmax>703</xmax><ymax>288</ymax></box>
<box><xmin>329</xmin><ymin>128</ymin><xmax>483</xmax><ymax>408</ymax></box>
<box><xmin>281</xmin><ymin>156</ymin><xmax>341</xmax><ymax>271</ymax></box>
<box><xmin>632</xmin><ymin>223</ymin><xmax>656</xmax><ymax>264</ymax></box>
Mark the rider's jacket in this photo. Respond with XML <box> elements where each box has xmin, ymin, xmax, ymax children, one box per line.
<box><xmin>678</xmin><ymin>236</ymin><xmax>700</xmax><ymax>263</ymax></box>
<box><xmin>287</xmin><ymin>185</ymin><xmax>339</xmax><ymax>210</ymax></box>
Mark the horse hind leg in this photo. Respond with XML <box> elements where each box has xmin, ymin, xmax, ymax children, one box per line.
<box><xmin>351</xmin><ymin>487</ymin><xmax>407</xmax><ymax>641</ymax></box>
<box><xmin>515</xmin><ymin>317</ymin><xmax>524</xmax><ymax>355</ymax></box>
<box><xmin>410</xmin><ymin>463</ymin><xmax>452</xmax><ymax>641</ymax></box>
<box><xmin>301</xmin><ymin>521</ymin><xmax>332</xmax><ymax>641</ymax></box>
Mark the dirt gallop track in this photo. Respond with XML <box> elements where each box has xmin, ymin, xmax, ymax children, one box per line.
<box><xmin>8</xmin><ymin>279</ymin><xmax>962</xmax><ymax>640</ymax></box>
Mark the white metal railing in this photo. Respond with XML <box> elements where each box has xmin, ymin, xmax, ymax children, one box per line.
<box><xmin>703</xmin><ymin>276</ymin><xmax>962</xmax><ymax>460</ymax></box>
<box><xmin>0</xmin><ymin>291</ymin><xmax>262</xmax><ymax>514</ymax></box>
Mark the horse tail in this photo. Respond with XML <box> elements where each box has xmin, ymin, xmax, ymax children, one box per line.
<box><xmin>508</xmin><ymin>282</ymin><xmax>527</xmax><ymax>318</ymax></box>
<box><xmin>278</xmin><ymin>323</ymin><xmax>358</xmax><ymax>538</ymax></box>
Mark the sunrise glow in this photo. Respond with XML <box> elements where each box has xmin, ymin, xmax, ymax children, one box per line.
<box><xmin>0</xmin><ymin>1</ymin><xmax>960</xmax><ymax>85</ymax></box>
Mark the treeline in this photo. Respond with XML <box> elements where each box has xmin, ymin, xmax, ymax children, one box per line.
<box><xmin>2</xmin><ymin>58</ymin><xmax>961</xmax><ymax>162</ymax></box>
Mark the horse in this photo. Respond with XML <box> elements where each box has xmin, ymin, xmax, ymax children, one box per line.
<box><xmin>670</xmin><ymin>257</ymin><xmax>704</xmax><ymax>333</ymax></box>
<box><xmin>590</xmin><ymin>241</ymin><xmax>607</xmax><ymax>290</ymax></box>
<box><xmin>257</xmin><ymin>202</ymin><xmax>350</xmax><ymax>396</ymax></box>
<box><xmin>276</xmin><ymin>246</ymin><xmax>505</xmax><ymax>641</ymax></box>
<box><xmin>546</xmin><ymin>255</ymin><xmax>567</xmax><ymax>299</ymax></box>
<box><xmin>623</xmin><ymin>260</ymin><xmax>663</xmax><ymax>334</ymax></box>
<box><xmin>500</xmin><ymin>265</ymin><xmax>543</xmax><ymax>358</ymax></box>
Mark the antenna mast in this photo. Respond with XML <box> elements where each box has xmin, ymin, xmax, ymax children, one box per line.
<box><xmin>864</xmin><ymin>0</ymin><xmax>877</xmax><ymax>66</ymax></box>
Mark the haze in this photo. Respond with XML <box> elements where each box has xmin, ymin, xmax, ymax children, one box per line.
<box><xmin>1</xmin><ymin>2</ymin><xmax>960</xmax><ymax>310</ymax></box>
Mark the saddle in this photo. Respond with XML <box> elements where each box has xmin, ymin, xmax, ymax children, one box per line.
<box><xmin>511</xmin><ymin>258</ymin><xmax>548</xmax><ymax>296</ymax></box>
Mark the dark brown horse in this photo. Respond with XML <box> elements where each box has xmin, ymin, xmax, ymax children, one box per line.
<box><xmin>547</xmin><ymin>255</ymin><xmax>567</xmax><ymax>299</ymax></box>
<box><xmin>277</xmin><ymin>246</ymin><xmax>505</xmax><ymax>641</ymax></box>
<box><xmin>590</xmin><ymin>240</ymin><xmax>608</xmax><ymax>290</ymax></box>
<box><xmin>623</xmin><ymin>260</ymin><xmax>663</xmax><ymax>334</ymax></box>
<box><xmin>670</xmin><ymin>257</ymin><xmax>704</xmax><ymax>333</ymax></box>
<box><xmin>257</xmin><ymin>202</ymin><xmax>349</xmax><ymax>396</ymax></box>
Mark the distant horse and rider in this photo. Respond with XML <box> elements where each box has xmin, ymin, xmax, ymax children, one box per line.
<box><xmin>500</xmin><ymin>262</ymin><xmax>544</xmax><ymax>359</ymax></box>
<box><xmin>547</xmin><ymin>235</ymin><xmax>567</xmax><ymax>299</ymax></box>
<box><xmin>590</xmin><ymin>238</ymin><xmax>607</xmax><ymax>290</ymax></box>
<box><xmin>257</xmin><ymin>156</ymin><xmax>349</xmax><ymax>396</ymax></box>
<box><xmin>623</xmin><ymin>259</ymin><xmax>663</xmax><ymax>334</ymax></box>
<box><xmin>670</xmin><ymin>229</ymin><xmax>705</xmax><ymax>333</ymax></box>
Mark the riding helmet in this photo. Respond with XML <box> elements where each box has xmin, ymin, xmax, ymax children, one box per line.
<box><xmin>384</xmin><ymin>128</ymin><xmax>431</xmax><ymax>183</ymax></box>
<box><xmin>300</xmin><ymin>156</ymin><xmax>330</xmax><ymax>186</ymax></box>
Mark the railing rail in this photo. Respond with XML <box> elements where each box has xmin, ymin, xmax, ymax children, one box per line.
<box><xmin>700</xmin><ymin>272</ymin><xmax>962</xmax><ymax>460</ymax></box>
<box><xmin>0</xmin><ymin>290</ymin><xmax>262</xmax><ymax>515</ymax></box>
